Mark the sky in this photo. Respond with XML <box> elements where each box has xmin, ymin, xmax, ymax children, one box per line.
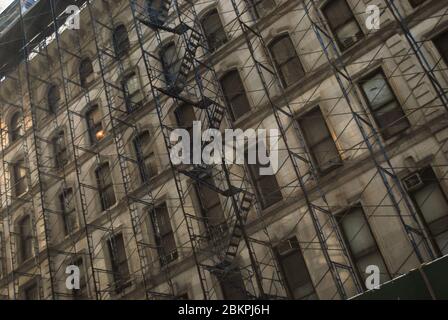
<box><xmin>0</xmin><ymin>0</ymin><xmax>14</xmax><ymax>13</ymax></box>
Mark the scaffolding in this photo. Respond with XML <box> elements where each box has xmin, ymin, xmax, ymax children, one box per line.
<box><xmin>0</xmin><ymin>0</ymin><xmax>447</xmax><ymax>300</ymax></box>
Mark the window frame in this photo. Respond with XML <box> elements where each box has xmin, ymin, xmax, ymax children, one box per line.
<box><xmin>133</xmin><ymin>130</ymin><xmax>157</xmax><ymax>184</ymax></box>
<box><xmin>268</xmin><ymin>33</ymin><xmax>305</xmax><ymax>88</ymax></box>
<box><xmin>9</xmin><ymin>112</ymin><xmax>23</xmax><ymax>143</ymax></box>
<box><xmin>357</xmin><ymin>68</ymin><xmax>410</xmax><ymax>140</ymax></box>
<box><xmin>85</xmin><ymin>104</ymin><xmax>104</xmax><ymax>145</ymax></box>
<box><xmin>219</xmin><ymin>69</ymin><xmax>252</xmax><ymax>121</ymax></box>
<box><xmin>95</xmin><ymin>162</ymin><xmax>117</xmax><ymax>211</ymax></box>
<box><xmin>149</xmin><ymin>203</ymin><xmax>178</xmax><ymax>266</ymax></box>
<box><xmin>200</xmin><ymin>8</ymin><xmax>228</xmax><ymax>53</ymax></box>
<box><xmin>79</xmin><ymin>57</ymin><xmax>94</xmax><ymax>88</ymax></box>
<box><xmin>112</xmin><ymin>24</ymin><xmax>131</xmax><ymax>59</ymax></box>
<box><xmin>18</xmin><ymin>215</ymin><xmax>33</xmax><ymax>264</ymax></box>
<box><xmin>107</xmin><ymin>233</ymin><xmax>131</xmax><ymax>293</ymax></box>
<box><xmin>59</xmin><ymin>188</ymin><xmax>78</xmax><ymax>236</ymax></box>
<box><xmin>335</xmin><ymin>204</ymin><xmax>391</xmax><ymax>289</ymax></box>
<box><xmin>53</xmin><ymin>130</ymin><xmax>69</xmax><ymax>169</ymax></box>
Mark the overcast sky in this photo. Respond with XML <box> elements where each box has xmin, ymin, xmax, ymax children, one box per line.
<box><xmin>0</xmin><ymin>0</ymin><xmax>14</xmax><ymax>13</ymax></box>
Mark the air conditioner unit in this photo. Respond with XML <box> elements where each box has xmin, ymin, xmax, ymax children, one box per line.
<box><xmin>403</xmin><ymin>172</ymin><xmax>424</xmax><ymax>192</ymax></box>
<box><xmin>342</xmin><ymin>31</ymin><xmax>363</xmax><ymax>49</ymax></box>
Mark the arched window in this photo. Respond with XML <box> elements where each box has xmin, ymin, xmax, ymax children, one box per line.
<box><xmin>12</xmin><ymin>158</ymin><xmax>27</xmax><ymax>196</ymax></box>
<box><xmin>10</xmin><ymin>112</ymin><xmax>23</xmax><ymax>142</ymax></box>
<box><xmin>200</xmin><ymin>9</ymin><xmax>227</xmax><ymax>53</ymax></box>
<box><xmin>112</xmin><ymin>24</ymin><xmax>130</xmax><ymax>59</ymax></box>
<box><xmin>160</xmin><ymin>42</ymin><xmax>181</xmax><ymax>89</ymax></box>
<box><xmin>268</xmin><ymin>34</ymin><xmax>304</xmax><ymax>88</ymax></box>
<box><xmin>146</xmin><ymin>0</ymin><xmax>170</xmax><ymax>25</ymax></box>
<box><xmin>95</xmin><ymin>163</ymin><xmax>116</xmax><ymax>211</ymax></box>
<box><xmin>219</xmin><ymin>70</ymin><xmax>251</xmax><ymax>121</ymax></box>
<box><xmin>18</xmin><ymin>215</ymin><xmax>33</xmax><ymax>263</ymax></box>
<box><xmin>79</xmin><ymin>58</ymin><xmax>94</xmax><ymax>88</ymax></box>
<box><xmin>86</xmin><ymin>105</ymin><xmax>104</xmax><ymax>144</ymax></box>
<box><xmin>48</xmin><ymin>85</ymin><xmax>61</xmax><ymax>113</ymax></box>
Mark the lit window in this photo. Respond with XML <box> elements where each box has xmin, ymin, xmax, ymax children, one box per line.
<box><xmin>269</xmin><ymin>34</ymin><xmax>305</xmax><ymax>88</ymax></box>
<box><xmin>297</xmin><ymin>107</ymin><xmax>341</xmax><ymax>174</ymax></box>
<box><xmin>322</xmin><ymin>0</ymin><xmax>364</xmax><ymax>51</ymax></box>
<box><xmin>359</xmin><ymin>70</ymin><xmax>409</xmax><ymax>139</ymax></box>
<box><xmin>95</xmin><ymin>163</ymin><xmax>116</xmax><ymax>211</ymax></box>
<box><xmin>201</xmin><ymin>9</ymin><xmax>227</xmax><ymax>52</ymax></box>
<box><xmin>86</xmin><ymin>105</ymin><xmax>104</xmax><ymax>144</ymax></box>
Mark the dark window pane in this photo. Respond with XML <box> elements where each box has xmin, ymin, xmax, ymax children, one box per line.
<box><xmin>133</xmin><ymin>131</ymin><xmax>157</xmax><ymax>183</ymax></box>
<box><xmin>161</xmin><ymin>42</ymin><xmax>182</xmax><ymax>89</ymax></box>
<box><xmin>53</xmin><ymin>131</ymin><xmax>68</xmax><ymax>168</ymax></box>
<box><xmin>146</xmin><ymin>0</ymin><xmax>170</xmax><ymax>25</ymax></box>
<box><xmin>10</xmin><ymin>112</ymin><xmax>23</xmax><ymax>142</ymax></box>
<box><xmin>434</xmin><ymin>31</ymin><xmax>448</xmax><ymax>66</ymax></box>
<box><xmin>409</xmin><ymin>0</ymin><xmax>427</xmax><ymax>8</ymax></box>
<box><xmin>113</xmin><ymin>24</ymin><xmax>130</xmax><ymax>59</ymax></box>
<box><xmin>79</xmin><ymin>58</ymin><xmax>94</xmax><ymax>88</ymax></box>
<box><xmin>218</xmin><ymin>269</ymin><xmax>248</xmax><ymax>300</ymax></box>
<box><xmin>408</xmin><ymin>167</ymin><xmax>448</xmax><ymax>256</ymax></box>
<box><xmin>338</xmin><ymin>205</ymin><xmax>390</xmax><ymax>287</ymax></box>
<box><xmin>359</xmin><ymin>71</ymin><xmax>409</xmax><ymax>139</ymax></box>
<box><xmin>252</xmin><ymin>0</ymin><xmax>276</xmax><ymax>18</ymax></box>
<box><xmin>322</xmin><ymin>0</ymin><xmax>363</xmax><ymax>50</ymax></box>
<box><xmin>150</xmin><ymin>204</ymin><xmax>178</xmax><ymax>265</ymax></box>
<box><xmin>276</xmin><ymin>237</ymin><xmax>317</xmax><ymax>300</ymax></box>
<box><xmin>220</xmin><ymin>70</ymin><xmax>251</xmax><ymax>120</ymax></box>
<box><xmin>48</xmin><ymin>85</ymin><xmax>60</xmax><ymax>113</ymax></box>
<box><xmin>59</xmin><ymin>188</ymin><xmax>78</xmax><ymax>235</ymax></box>
<box><xmin>107</xmin><ymin>233</ymin><xmax>131</xmax><ymax>293</ymax></box>
<box><xmin>201</xmin><ymin>9</ymin><xmax>227</xmax><ymax>52</ymax></box>
<box><xmin>19</xmin><ymin>215</ymin><xmax>33</xmax><ymax>263</ymax></box>
<box><xmin>298</xmin><ymin>108</ymin><xmax>341</xmax><ymax>174</ymax></box>
<box><xmin>96</xmin><ymin>163</ymin><xmax>116</xmax><ymax>210</ymax></box>
<box><xmin>269</xmin><ymin>35</ymin><xmax>304</xmax><ymax>87</ymax></box>
<box><xmin>122</xmin><ymin>72</ymin><xmax>143</xmax><ymax>112</ymax></box>
<box><xmin>13</xmin><ymin>159</ymin><xmax>27</xmax><ymax>196</ymax></box>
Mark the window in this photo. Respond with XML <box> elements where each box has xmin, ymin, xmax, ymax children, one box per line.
<box><xmin>160</xmin><ymin>42</ymin><xmax>181</xmax><ymax>89</ymax></box>
<box><xmin>10</xmin><ymin>112</ymin><xmax>23</xmax><ymax>142</ymax></box>
<box><xmin>201</xmin><ymin>9</ymin><xmax>227</xmax><ymax>52</ymax></box>
<box><xmin>276</xmin><ymin>237</ymin><xmax>317</xmax><ymax>299</ymax></box>
<box><xmin>337</xmin><ymin>205</ymin><xmax>390</xmax><ymax>288</ymax></box>
<box><xmin>174</xmin><ymin>103</ymin><xmax>196</xmax><ymax>162</ymax></box>
<box><xmin>322</xmin><ymin>0</ymin><xmax>363</xmax><ymax>51</ymax></box>
<box><xmin>297</xmin><ymin>107</ymin><xmax>341</xmax><ymax>174</ymax></box>
<box><xmin>251</xmin><ymin>0</ymin><xmax>275</xmax><ymax>18</ymax></box>
<box><xmin>150</xmin><ymin>203</ymin><xmax>178</xmax><ymax>266</ymax></box>
<box><xmin>21</xmin><ymin>280</ymin><xmax>39</xmax><ymax>300</ymax></box>
<box><xmin>48</xmin><ymin>85</ymin><xmax>60</xmax><ymax>113</ymax></box>
<box><xmin>359</xmin><ymin>70</ymin><xmax>409</xmax><ymax>139</ymax></box>
<box><xmin>0</xmin><ymin>232</ymin><xmax>4</xmax><ymax>278</ymax></box>
<box><xmin>269</xmin><ymin>34</ymin><xmax>305</xmax><ymax>88</ymax></box>
<box><xmin>112</xmin><ymin>24</ymin><xmax>130</xmax><ymax>59</ymax></box>
<box><xmin>53</xmin><ymin>130</ymin><xmax>68</xmax><ymax>168</ymax></box>
<box><xmin>409</xmin><ymin>0</ymin><xmax>427</xmax><ymax>8</ymax></box>
<box><xmin>220</xmin><ymin>70</ymin><xmax>251</xmax><ymax>121</ymax></box>
<box><xmin>71</xmin><ymin>257</ymin><xmax>88</xmax><ymax>299</ymax></box>
<box><xmin>13</xmin><ymin>159</ymin><xmax>27</xmax><ymax>196</ymax></box>
<box><xmin>433</xmin><ymin>31</ymin><xmax>448</xmax><ymax>66</ymax></box>
<box><xmin>79</xmin><ymin>58</ymin><xmax>94</xmax><ymax>88</ymax></box>
<box><xmin>194</xmin><ymin>174</ymin><xmax>227</xmax><ymax>237</ymax></box>
<box><xmin>218</xmin><ymin>269</ymin><xmax>248</xmax><ymax>300</ymax></box>
<box><xmin>107</xmin><ymin>233</ymin><xmax>131</xmax><ymax>293</ymax></box>
<box><xmin>146</xmin><ymin>0</ymin><xmax>170</xmax><ymax>25</ymax></box>
<box><xmin>122</xmin><ymin>72</ymin><xmax>143</xmax><ymax>112</ymax></box>
<box><xmin>86</xmin><ymin>105</ymin><xmax>104</xmax><ymax>144</ymax></box>
<box><xmin>133</xmin><ymin>131</ymin><xmax>157</xmax><ymax>183</ymax></box>
<box><xmin>18</xmin><ymin>215</ymin><xmax>33</xmax><ymax>263</ymax></box>
<box><xmin>95</xmin><ymin>163</ymin><xmax>116</xmax><ymax>211</ymax></box>
<box><xmin>59</xmin><ymin>188</ymin><xmax>78</xmax><ymax>236</ymax></box>
<box><xmin>247</xmin><ymin>148</ymin><xmax>283</xmax><ymax>209</ymax></box>
<box><xmin>407</xmin><ymin>167</ymin><xmax>448</xmax><ymax>256</ymax></box>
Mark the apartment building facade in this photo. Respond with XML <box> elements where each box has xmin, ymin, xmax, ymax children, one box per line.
<box><xmin>0</xmin><ymin>0</ymin><xmax>447</xmax><ymax>300</ymax></box>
